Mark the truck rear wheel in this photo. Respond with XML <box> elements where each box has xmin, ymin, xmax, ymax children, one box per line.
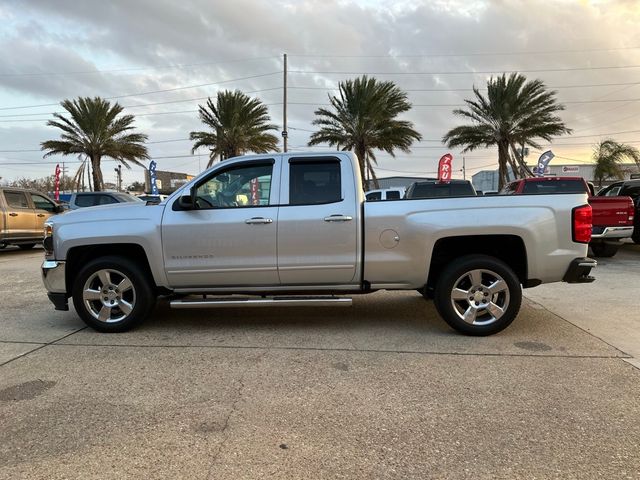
<box><xmin>72</xmin><ymin>256</ymin><xmax>155</xmax><ymax>332</ymax></box>
<box><xmin>590</xmin><ymin>242</ymin><xmax>619</xmax><ymax>257</ymax></box>
<box><xmin>434</xmin><ymin>255</ymin><xmax>522</xmax><ymax>336</ymax></box>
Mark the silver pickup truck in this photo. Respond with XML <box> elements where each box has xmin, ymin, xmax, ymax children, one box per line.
<box><xmin>42</xmin><ymin>151</ymin><xmax>596</xmax><ymax>336</ymax></box>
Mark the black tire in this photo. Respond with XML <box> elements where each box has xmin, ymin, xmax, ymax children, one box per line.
<box><xmin>18</xmin><ymin>243</ymin><xmax>36</xmax><ymax>250</ymax></box>
<box><xmin>590</xmin><ymin>242</ymin><xmax>619</xmax><ymax>258</ymax></box>
<box><xmin>72</xmin><ymin>255</ymin><xmax>155</xmax><ymax>332</ymax></box>
<box><xmin>434</xmin><ymin>255</ymin><xmax>522</xmax><ymax>336</ymax></box>
<box><xmin>632</xmin><ymin>228</ymin><xmax>640</xmax><ymax>245</ymax></box>
<box><xmin>417</xmin><ymin>286</ymin><xmax>434</xmax><ymax>300</ymax></box>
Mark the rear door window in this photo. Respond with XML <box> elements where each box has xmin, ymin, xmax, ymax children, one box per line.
<box><xmin>4</xmin><ymin>191</ymin><xmax>30</xmax><ymax>208</ymax></box>
<box><xmin>289</xmin><ymin>160</ymin><xmax>341</xmax><ymax>205</ymax></box>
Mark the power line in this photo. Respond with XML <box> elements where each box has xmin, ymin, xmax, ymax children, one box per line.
<box><xmin>0</xmin><ymin>71</ymin><xmax>282</xmax><ymax>111</ymax></box>
<box><xmin>0</xmin><ymin>87</ymin><xmax>283</xmax><ymax>118</ymax></box>
<box><xmin>0</xmin><ymin>56</ymin><xmax>280</xmax><ymax>77</ymax></box>
<box><xmin>289</xmin><ymin>64</ymin><xmax>640</xmax><ymax>76</ymax></box>
<box><xmin>288</xmin><ymin>81</ymin><xmax>640</xmax><ymax>92</ymax></box>
<box><xmin>288</xmin><ymin>46</ymin><xmax>640</xmax><ymax>58</ymax></box>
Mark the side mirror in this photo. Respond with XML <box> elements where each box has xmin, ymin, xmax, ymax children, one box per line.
<box><xmin>178</xmin><ymin>194</ymin><xmax>194</xmax><ymax>210</ymax></box>
<box><xmin>53</xmin><ymin>204</ymin><xmax>65</xmax><ymax>213</ymax></box>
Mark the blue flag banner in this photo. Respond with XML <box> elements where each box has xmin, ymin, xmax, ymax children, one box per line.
<box><xmin>534</xmin><ymin>150</ymin><xmax>554</xmax><ymax>177</ymax></box>
<box><xmin>149</xmin><ymin>160</ymin><xmax>158</xmax><ymax>194</ymax></box>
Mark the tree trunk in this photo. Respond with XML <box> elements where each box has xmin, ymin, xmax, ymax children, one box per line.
<box><xmin>91</xmin><ymin>155</ymin><xmax>103</xmax><ymax>191</ymax></box>
<box><xmin>367</xmin><ymin>160</ymin><xmax>380</xmax><ymax>189</ymax></box>
<box><xmin>497</xmin><ymin>141</ymin><xmax>510</xmax><ymax>190</ymax></box>
<box><xmin>354</xmin><ymin>143</ymin><xmax>367</xmax><ymax>190</ymax></box>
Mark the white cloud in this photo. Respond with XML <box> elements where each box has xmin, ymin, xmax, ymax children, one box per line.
<box><xmin>1</xmin><ymin>0</ymin><xmax>639</xmax><ymax>183</ymax></box>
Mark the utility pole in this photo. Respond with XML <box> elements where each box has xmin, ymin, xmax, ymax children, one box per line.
<box><xmin>282</xmin><ymin>53</ymin><xmax>288</xmax><ymax>152</ymax></box>
<box><xmin>462</xmin><ymin>156</ymin><xmax>466</xmax><ymax>180</ymax></box>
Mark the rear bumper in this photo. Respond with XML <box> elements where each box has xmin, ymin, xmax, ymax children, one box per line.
<box><xmin>563</xmin><ymin>257</ymin><xmax>597</xmax><ymax>284</ymax></box>
<box><xmin>591</xmin><ymin>226</ymin><xmax>634</xmax><ymax>239</ymax></box>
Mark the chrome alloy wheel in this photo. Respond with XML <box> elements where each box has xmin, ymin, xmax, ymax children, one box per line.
<box><xmin>82</xmin><ymin>268</ymin><xmax>136</xmax><ymax>323</ymax></box>
<box><xmin>450</xmin><ymin>268</ymin><xmax>510</xmax><ymax>326</ymax></box>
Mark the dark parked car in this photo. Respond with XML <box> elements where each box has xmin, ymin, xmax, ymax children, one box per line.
<box><xmin>597</xmin><ymin>179</ymin><xmax>640</xmax><ymax>244</ymax></box>
<box><xmin>67</xmin><ymin>192</ymin><xmax>144</xmax><ymax>210</ymax></box>
<box><xmin>405</xmin><ymin>179</ymin><xmax>476</xmax><ymax>199</ymax></box>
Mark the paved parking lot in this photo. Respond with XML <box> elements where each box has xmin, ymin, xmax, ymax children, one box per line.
<box><xmin>1</xmin><ymin>245</ymin><xmax>639</xmax><ymax>479</ymax></box>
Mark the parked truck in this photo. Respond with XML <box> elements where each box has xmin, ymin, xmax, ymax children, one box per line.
<box><xmin>1</xmin><ymin>187</ymin><xmax>63</xmax><ymax>250</ymax></box>
<box><xmin>501</xmin><ymin>176</ymin><xmax>635</xmax><ymax>257</ymax></box>
<box><xmin>42</xmin><ymin>152</ymin><xmax>596</xmax><ymax>336</ymax></box>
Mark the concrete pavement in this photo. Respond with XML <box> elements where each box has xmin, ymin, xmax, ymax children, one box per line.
<box><xmin>1</xmin><ymin>246</ymin><xmax>639</xmax><ymax>479</ymax></box>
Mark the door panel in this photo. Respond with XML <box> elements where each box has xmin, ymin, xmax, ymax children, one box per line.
<box><xmin>162</xmin><ymin>159</ymin><xmax>281</xmax><ymax>288</ymax></box>
<box><xmin>2</xmin><ymin>191</ymin><xmax>35</xmax><ymax>238</ymax></box>
<box><xmin>30</xmin><ymin>193</ymin><xmax>56</xmax><ymax>234</ymax></box>
<box><xmin>277</xmin><ymin>157</ymin><xmax>359</xmax><ymax>285</ymax></box>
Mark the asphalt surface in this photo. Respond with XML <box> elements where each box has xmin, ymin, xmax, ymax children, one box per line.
<box><xmin>1</xmin><ymin>245</ymin><xmax>639</xmax><ymax>479</ymax></box>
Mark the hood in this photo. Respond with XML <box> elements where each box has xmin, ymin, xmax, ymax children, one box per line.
<box><xmin>49</xmin><ymin>202</ymin><xmax>165</xmax><ymax>227</ymax></box>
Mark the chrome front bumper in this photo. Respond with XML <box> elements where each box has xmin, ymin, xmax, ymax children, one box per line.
<box><xmin>42</xmin><ymin>260</ymin><xmax>66</xmax><ymax>294</ymax></box>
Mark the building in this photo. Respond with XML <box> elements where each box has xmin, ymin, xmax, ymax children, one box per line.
<box><xmin>472</xmin><ymin>163</ymin><xmax>640</xmax><ymax>191</ymax></box>
<box><xmin>144</xmin><ymin>169</ymin><xmax>194</xmax><ymax>194</ymax></box>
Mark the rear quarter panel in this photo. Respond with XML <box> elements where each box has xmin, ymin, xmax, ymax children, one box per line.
<box><xmin>363</xmin><ymin>194</ymin><xmax>589</xmax><ymax>288</ymax></box>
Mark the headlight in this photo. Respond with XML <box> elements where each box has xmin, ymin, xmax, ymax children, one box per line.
<box><xmin>43</xmin><ymin>222</ymin><xmax>54</xmax><ymax>255</ymax></box>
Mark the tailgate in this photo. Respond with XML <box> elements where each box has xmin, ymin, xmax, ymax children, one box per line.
<box><xmin>589</xmin><ymin>196</ymin><xmax>634</xmax><ymax>228</ymax></box>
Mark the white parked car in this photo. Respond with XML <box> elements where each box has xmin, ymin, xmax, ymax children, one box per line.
<box><xmin>365</xmin><ymin>188</ymin><xmax>405</xmax><ymax>201</ymax></box>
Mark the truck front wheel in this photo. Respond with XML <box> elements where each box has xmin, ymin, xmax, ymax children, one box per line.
<box><xmin>72</xmin><ymin>256</ymin><xmax>155</xmax><ymax>332</ymax></box>
<box><xmin>434</xmin><ymin>255</ymin><xmax>522</xmax><ymax>336</ymax></box>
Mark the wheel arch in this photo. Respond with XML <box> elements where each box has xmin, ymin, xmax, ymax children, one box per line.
<box><xmin>66</xmin><ymin>244</ymin><xmax>159</xmax><ymax>294</ymax></box>
<box><xmin>426</xmin><ymin>234</ymin><xmax>530</xmax><ymax>293</ymax></box>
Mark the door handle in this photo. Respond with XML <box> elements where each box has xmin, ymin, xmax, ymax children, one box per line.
<box><xmin>37</xmin><ymin>213</ymin><xmax>46</xmax><ymax>217</ymax></box>
<box><xmin>245</xmin><ymin>217</ymin><xmax>273</xmax><ymax>225</ymax></box>
<box><xmin>324</xmin><ymin>214</ymin><xmax>353</xmax><ymax>222</ymax></box>
<box><xmin>9</xmin><ymin>213</ymin><xmax>18</xmax><ymax>217</ymax></box>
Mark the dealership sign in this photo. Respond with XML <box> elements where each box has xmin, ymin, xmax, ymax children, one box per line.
<box><xmin>561</xmin><ymin>166</ymin><xmax>580</xmax><ymax>173</ymax></box>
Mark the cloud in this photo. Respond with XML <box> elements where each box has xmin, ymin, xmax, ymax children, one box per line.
<box><xmin>1</xmin><ymin>0</ymin><xmax>639</xmax><ymax>182</ymax></box>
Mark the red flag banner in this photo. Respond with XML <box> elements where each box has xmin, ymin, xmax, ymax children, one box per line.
<box><xmin>437</xmin><ymin>154</ymin><xmax>453</xmax><ymax>183</ymax></box>
<box><xmin>54</xmin><ymin>164</ymin><xmax>61</xmax><ymax>201</ymax></box>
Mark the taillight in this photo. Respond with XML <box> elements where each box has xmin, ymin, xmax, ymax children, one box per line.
<box><xmin>572</xmin><ymin>204</ymin><xmax>592</xmax><ymax>244</ymax></box>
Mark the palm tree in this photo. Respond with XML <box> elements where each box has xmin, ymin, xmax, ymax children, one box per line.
<box><xmin>41</xmin><ymin>97</ymin><xmax>148</xmax><ymax>191</ymax></box>
<box><xmin>443</xmin><ymin>73</ymin><xmax>571</xmax><ymax>190</ymax></box>
<box><xmin>308</xmin><ymin>76</ymin><xmax>422</xmax><ymax>189</ymax></box>
<box><xmin>593</xmin><ymin>139</ymin><xmax>640</xmax><ymax>187</ymax></box>
<box><xmin>190</xmin><ymin>90</ymin><xmax>279</xmax><ymax>168</ymax></box>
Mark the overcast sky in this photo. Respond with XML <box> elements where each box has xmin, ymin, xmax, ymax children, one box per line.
<box><xmin>1</xmin><ymin>0</ymin><xmax>639</xmax><ymax>187</ymax></box>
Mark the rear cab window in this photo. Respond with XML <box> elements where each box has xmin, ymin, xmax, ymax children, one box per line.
<box><xmin>366</xmin><ymin>191</ymin><xmax>382</xmax><ymax>201</ymax></box>
<box><xmin>386</xmin><ymin>190</ymin><xmax>401</xmax><ymax>200</ymax></box>
<box><xmin>521</xmin><ymin>179</ymin><xmax>587</xmax><ymax>194</ymax></box>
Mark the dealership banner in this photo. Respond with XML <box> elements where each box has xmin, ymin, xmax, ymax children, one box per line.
<box><xmin>534</xmin><ymin>150</ymin><xmax>554</xmax><ymax>177</ymax></box>
<box><xmin>149</xmin><ymin>160</ymin><xmax>159</xmax><ymax>194</ymax></box>
<box><xmin>437</xmin><ymin>153</ymin><xmax>453</xmax><ymax>183</ymax></box>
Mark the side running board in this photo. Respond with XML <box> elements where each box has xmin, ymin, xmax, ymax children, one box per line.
<box><xmin>170</xmin><ymin>295</ymin><xmax>352</xmax><ymax>309</ymax></box>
